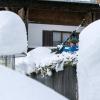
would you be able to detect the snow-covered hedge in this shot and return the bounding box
[15,47,78,77]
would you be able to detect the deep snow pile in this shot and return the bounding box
[15,47,78,76]
[0,65,69,100]
[77,19,100,100]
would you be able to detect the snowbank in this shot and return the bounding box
[77,19,100,100]
[0,65,69,100]
[15,47,78,76]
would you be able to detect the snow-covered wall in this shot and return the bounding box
[28,23,84,48]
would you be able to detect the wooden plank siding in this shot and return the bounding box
[31,65,77,100]
[0,1,100,26]
[28,8,86,25]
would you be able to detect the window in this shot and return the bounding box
[53,32,61,46]
[43,30,72,46]
[53,31,71,46]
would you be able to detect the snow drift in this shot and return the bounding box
[77,19,100,100]
[0,65,69,100]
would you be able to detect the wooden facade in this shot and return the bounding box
[28,1,100,25]
[0,1,100,25]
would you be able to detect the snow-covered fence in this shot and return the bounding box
[15,47,78,100]
[31,65,78,100]
[0,56,15,69]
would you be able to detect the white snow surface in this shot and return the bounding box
[0,65,69,100]
[0,11,27,56]
[15,47,77,75]
[77,19,100,100]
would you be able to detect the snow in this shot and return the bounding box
[0,11,27,56]
[0,65,69,100]
[15,47,78,76]
[77,19,100,100]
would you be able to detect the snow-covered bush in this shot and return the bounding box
[15,47,78,77]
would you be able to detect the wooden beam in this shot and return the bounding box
[18,8,25,20]
[4,7,9,10]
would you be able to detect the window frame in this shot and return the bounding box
[43,30,79,46]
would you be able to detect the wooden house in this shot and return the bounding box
[0,0,100,49]
[0,0,100,100]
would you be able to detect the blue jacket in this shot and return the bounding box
[62,45,78,53]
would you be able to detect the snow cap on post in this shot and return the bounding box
[0,11,27,57]
[78,19,100,100]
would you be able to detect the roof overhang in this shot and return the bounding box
[0,0,98,7]
[0,0,100,12]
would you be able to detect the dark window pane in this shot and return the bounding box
[53,32,61,46]
[43,31,53,46]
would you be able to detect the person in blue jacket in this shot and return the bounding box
[61,41,70,52]
[62,38,79,53]
[69,42,79,53]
